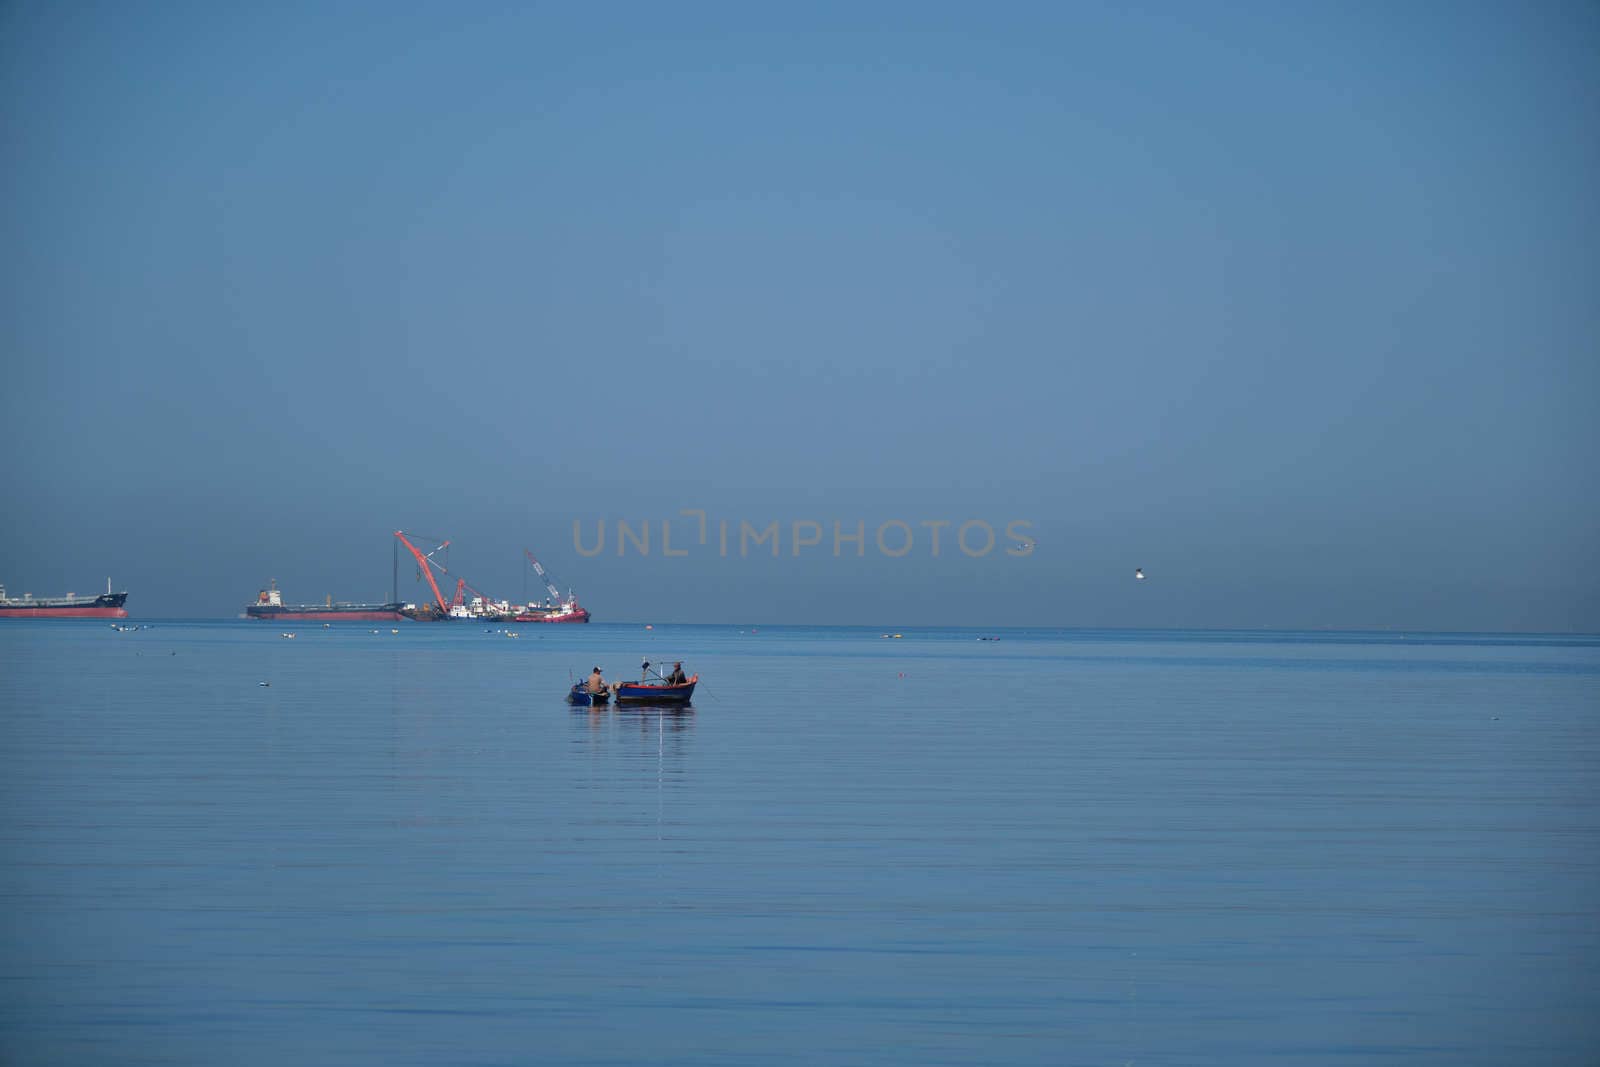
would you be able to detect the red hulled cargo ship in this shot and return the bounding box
[0,579,129,619]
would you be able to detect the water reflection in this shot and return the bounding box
[567,703,696,752]
[613,705,695,731]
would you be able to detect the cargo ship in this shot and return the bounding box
[246,579,405,622]
[0,579,129,619]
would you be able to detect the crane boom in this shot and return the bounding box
[395,531,450,613]
[525,549,564,602]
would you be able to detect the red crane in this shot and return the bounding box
[394,531,451,614]
[396,534,502,617]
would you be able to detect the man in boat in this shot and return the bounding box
[667,661,687,685]
[586,666,607,695]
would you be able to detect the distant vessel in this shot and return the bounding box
[512,549,589,623]
[0,578,129,619]
[514,599,590,624]
[246,579,405,622]
[392,533,591,622]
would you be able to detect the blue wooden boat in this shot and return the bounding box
[612,674,697,704]
[567,683,610,706]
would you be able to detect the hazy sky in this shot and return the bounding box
[2,2,1595,628]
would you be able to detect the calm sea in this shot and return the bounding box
[2,621,1597,1065]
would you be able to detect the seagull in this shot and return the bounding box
[258,681,270,687]
[1135,568,1146,580]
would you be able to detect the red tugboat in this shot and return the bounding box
[514,549,590,623]
[0,579,129,619]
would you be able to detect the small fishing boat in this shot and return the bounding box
[567,683,611,706]
[612,675,698,704]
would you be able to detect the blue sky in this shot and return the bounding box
[2,1,1595,627]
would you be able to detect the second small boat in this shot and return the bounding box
[612,675,698,704]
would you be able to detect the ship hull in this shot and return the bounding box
[514,608,590,624]
[247,604,406,622]
[0,604,129,619]
[613,676,697,703]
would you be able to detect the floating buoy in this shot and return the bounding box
[646,624,653,630]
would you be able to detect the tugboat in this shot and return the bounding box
[515,549,590,623]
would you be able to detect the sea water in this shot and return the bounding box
[1,622,1597,1065]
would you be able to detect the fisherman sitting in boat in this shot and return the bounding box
[586,666,608,695]
[667,662,687,685]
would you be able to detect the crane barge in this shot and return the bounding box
[391,534,590,623]
[394,531,455,620]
